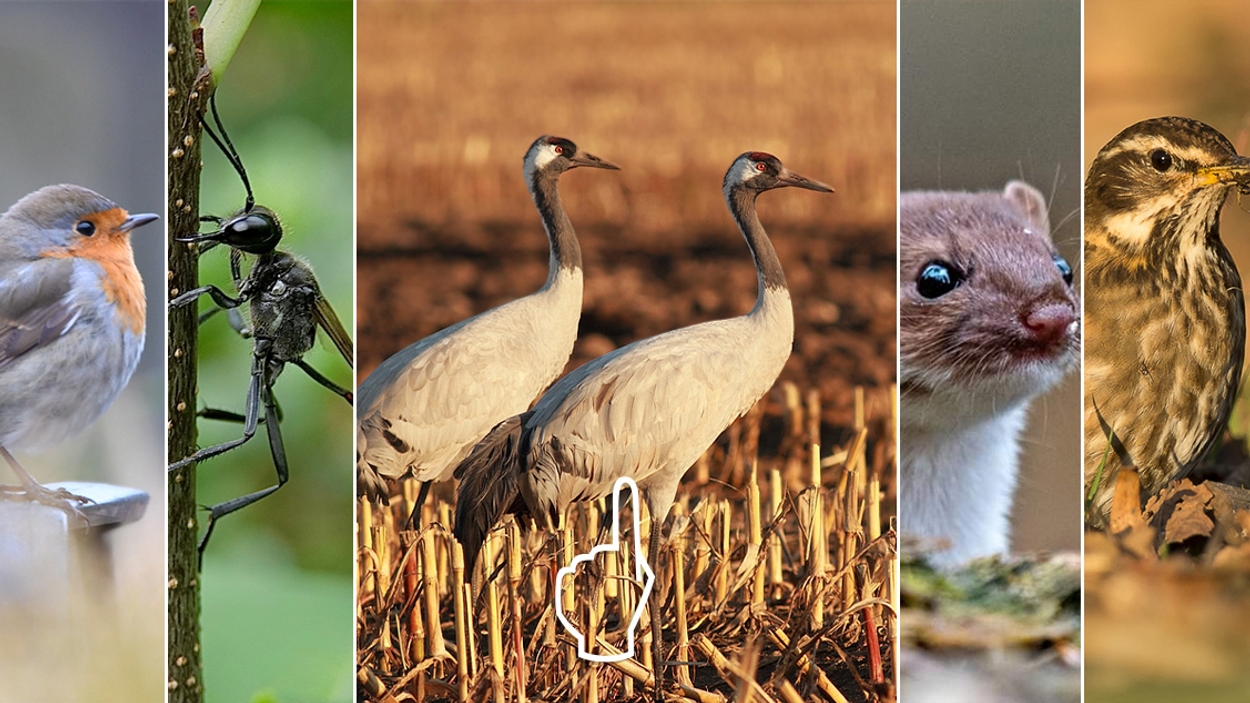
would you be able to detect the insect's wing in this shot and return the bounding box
[314,293,353,368]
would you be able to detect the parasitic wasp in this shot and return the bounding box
[169,93,353,561]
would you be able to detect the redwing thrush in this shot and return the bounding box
[1084,117,1250,525]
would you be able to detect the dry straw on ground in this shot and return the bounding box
[358,383,896,703]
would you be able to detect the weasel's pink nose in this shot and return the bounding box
[1022,302,1077,346]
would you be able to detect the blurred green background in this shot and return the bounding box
[189,2,353,702]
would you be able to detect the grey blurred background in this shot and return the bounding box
[0,2,164,701]
[900,0,1083,556]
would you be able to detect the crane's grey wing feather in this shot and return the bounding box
[452,411,532,571]
[358,298,571,484]
[526,321,760,513]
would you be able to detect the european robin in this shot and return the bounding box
[1084,117,1250,525]
[0,184,158,511]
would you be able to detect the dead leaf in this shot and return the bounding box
[1162,483,1215,544]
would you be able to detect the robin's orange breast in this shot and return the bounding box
[41,207,146,335]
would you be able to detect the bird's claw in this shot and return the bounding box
[0,482,93,527]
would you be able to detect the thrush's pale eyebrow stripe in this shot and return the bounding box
[1106,137,1222,165]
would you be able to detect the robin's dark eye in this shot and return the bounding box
[916,261,963,298]
[75,220,96,236]
[1053,253,1073,285]
[1150,149,1172,171]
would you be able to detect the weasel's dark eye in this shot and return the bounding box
[75,220,96,236]
[1053,253,1073,285]
[1150,149,1172,172]
[916,261,963,299]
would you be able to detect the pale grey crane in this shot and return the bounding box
[356,136,619,522]
[453,151,832,699]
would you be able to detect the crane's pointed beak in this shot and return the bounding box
[118,212,159,233]
[570,151,621,171]
[776,167,834,193]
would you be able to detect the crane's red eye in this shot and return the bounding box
[756,162,766,171]
[554,145,564,155]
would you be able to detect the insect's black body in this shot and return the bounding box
[247,251,321,364]
[169,95,352,561]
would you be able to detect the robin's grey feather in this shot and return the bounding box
[0,260,78,371]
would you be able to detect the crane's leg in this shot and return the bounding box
[404,480,432,529]
[650,512,664,703]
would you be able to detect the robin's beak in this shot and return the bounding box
[569,151,621,171]
[776,167,835,193]
[118,213,160,233]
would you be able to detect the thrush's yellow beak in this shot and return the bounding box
[1198,154,1250,189]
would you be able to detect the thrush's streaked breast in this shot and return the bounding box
[1084,116,1250,525]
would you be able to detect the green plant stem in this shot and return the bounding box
[201,0,261,87]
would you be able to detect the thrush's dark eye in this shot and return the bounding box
[1053,253,1073,285]
[1150,149,1172,172]
[75,220,96,236]
[916,261,962,298]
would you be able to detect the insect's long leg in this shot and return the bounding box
[196,396,283,425]
[167,342,264,473]
[197,363,289,561]
[200,92,255,212]
[292,359,353,405]
[171,284,243,310]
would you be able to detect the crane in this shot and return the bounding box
[357,136,619,524]
[454,151,832,699]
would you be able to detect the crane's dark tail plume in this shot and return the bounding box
[453,411,532,573]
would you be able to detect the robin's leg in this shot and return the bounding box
[292,358,352,405]
[0,446,91,523]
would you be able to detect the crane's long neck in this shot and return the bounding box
[726,185,789,315]
[530,170,583,290]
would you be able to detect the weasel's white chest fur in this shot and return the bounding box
[901,396,1030,566]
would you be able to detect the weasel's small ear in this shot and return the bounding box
[1002,180,1050,238]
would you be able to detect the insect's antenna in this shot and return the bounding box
[199,92,255,213]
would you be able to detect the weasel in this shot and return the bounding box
[899,181,1079,566]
